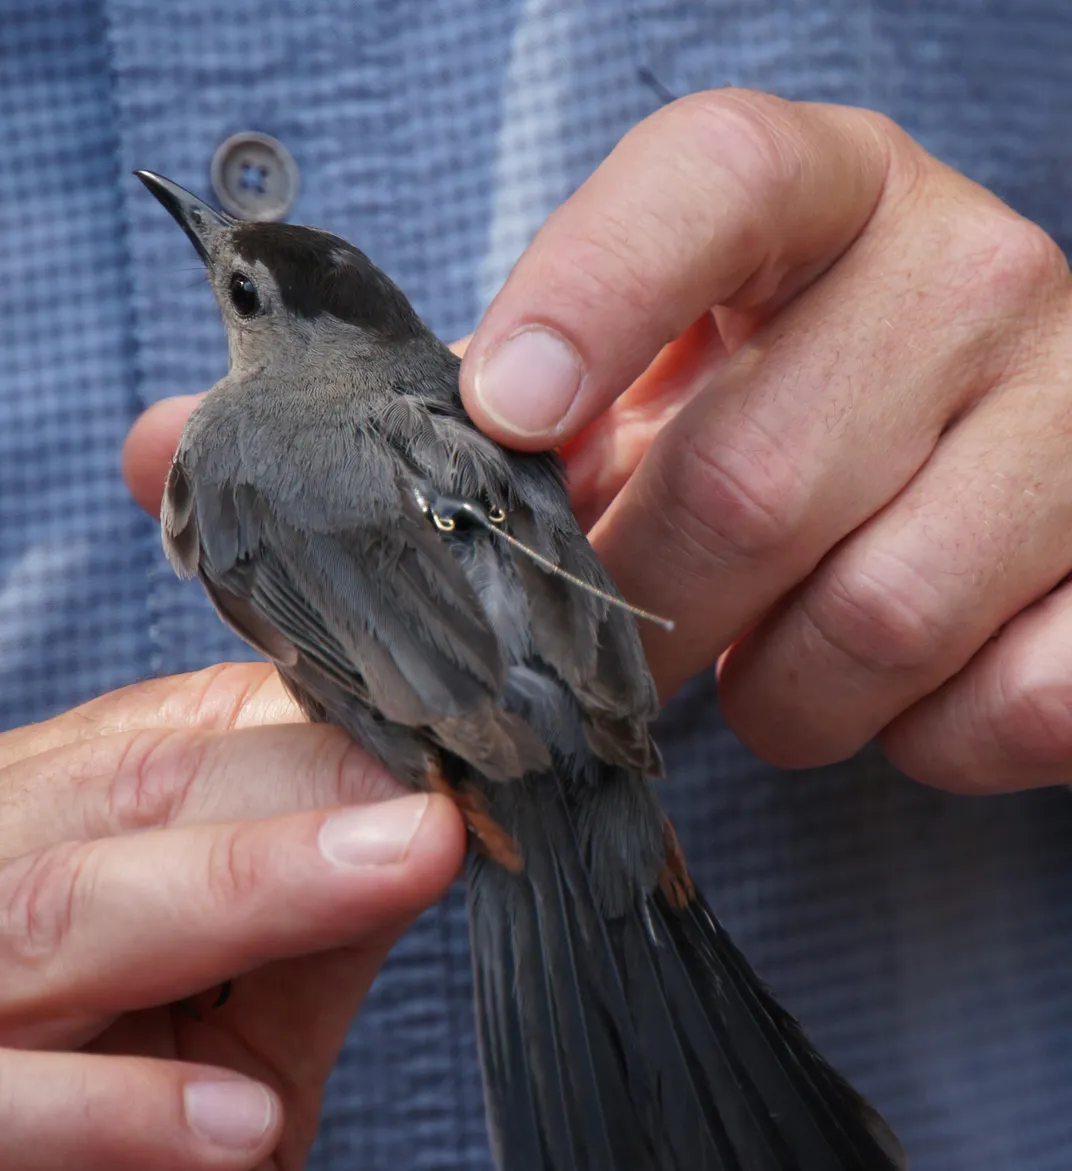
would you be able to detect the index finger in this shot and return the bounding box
[122,393,206,515]
[0,795,464,1029]
[459,89,891,448]
[0,664,300,771]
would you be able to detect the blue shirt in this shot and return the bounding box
[3,3,1072,1169]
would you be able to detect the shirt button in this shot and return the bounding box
[210,131,299,222]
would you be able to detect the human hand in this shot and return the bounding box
[0,666,466,1170]
[458,88,1072,795]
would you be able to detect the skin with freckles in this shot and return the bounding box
[0,664,466,1171]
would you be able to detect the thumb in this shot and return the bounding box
[459,90,889,450]
[122,394,205,514]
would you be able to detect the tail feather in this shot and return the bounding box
[669,895,905,1167]
[617,903,799,1170]
[473,777,662,1170]
[471,913,545,1171]
[611,914,753,1171]
[509,889,579,1171]
[647,893,889,1170]
[531,815,625,1170]
[468,773,905,1171]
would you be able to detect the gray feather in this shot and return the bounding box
[140,192,905,1171]
[160,460,200,577]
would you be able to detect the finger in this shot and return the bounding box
[0,1050,281,1171]
[587,161,1059,696]
[0,794,466,1040]
[460,89,890,448]
[88,949,396,1169]
[106,949,388,1158]
[122,393,205,514]
[719,297,1072,766]
[0,664,301,771]
[562,312,726,532]
[880,579,1072,793]
[0,719,402,857]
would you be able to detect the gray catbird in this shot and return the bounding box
[137,169,905,1171]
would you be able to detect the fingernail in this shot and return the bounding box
[474,326,583,437]
[318,794,429,867]
[184,1080,274,1150]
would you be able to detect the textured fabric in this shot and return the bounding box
[2,2,1072,1169]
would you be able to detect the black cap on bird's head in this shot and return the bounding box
[135,169,422,342]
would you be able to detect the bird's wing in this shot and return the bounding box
[163,447,551,782]
[374,404,664,776]
[490,454,663,776]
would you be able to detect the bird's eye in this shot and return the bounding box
[228,272,260,317]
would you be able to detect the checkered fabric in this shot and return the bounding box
[2,3,1072,1168]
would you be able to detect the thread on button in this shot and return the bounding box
[239,162,269,194]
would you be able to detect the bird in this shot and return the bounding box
[137,168,906,1171]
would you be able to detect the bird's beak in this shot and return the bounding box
[134,170,233,266]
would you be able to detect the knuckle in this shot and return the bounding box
[880,120,1070,311]
[662,90,796,257]
[655,92,896,312]
[103,728,207,833]
[651,416,805,567]
[665,88,798,188]
[807,552,950,674]
[862,108,920,177]
[203,825,266,918]
[962,210,1069,308]
[854,106,907,148]
[0,843,86,965]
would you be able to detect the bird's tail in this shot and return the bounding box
[467,771,905,1171]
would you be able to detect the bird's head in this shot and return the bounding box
[136,170,424,374]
